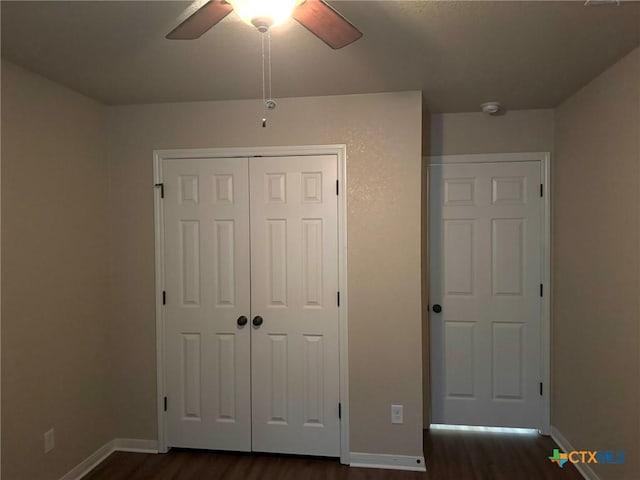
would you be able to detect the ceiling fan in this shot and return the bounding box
[167,0,363,49]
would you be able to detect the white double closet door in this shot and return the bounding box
[162,155,340,456]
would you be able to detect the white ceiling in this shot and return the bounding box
[2,1,639,112]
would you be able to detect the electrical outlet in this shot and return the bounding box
[44,428,55,453]
[391,404,403,424]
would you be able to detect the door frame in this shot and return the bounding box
[426,152,551,434]
[153,145,350,463]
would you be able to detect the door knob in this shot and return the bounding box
[252,316,264,327]
[432,304,442,313]
[237,316,248,326]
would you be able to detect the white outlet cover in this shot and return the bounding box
[391,405,404,424]
[44,428,55,453]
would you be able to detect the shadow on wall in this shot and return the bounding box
[421,105,431,429]
[429,110,555,156]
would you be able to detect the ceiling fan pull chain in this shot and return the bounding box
[268,29,273,103]
[262,29,277,126]
[261,31,267,128]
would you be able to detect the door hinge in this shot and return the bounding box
[338,402,341,419]
[540,284,543,297]
[539,382,543,396]
[540,184,543,197]
[336,179,339,196]
[162,291,166,305]
[337,291,340,307]
[155,183,164,199]
[164,396,168,411]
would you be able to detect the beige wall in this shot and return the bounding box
[106,91,424,456]
[421,107,431,428]
[1,61,112,479]
[430,109,554,155]
[554,47,640,480]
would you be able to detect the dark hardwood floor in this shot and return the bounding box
[84,430,584,480]
[423,430,583,480]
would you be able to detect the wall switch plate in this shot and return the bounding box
[391,404,403,424]
[44,428,55,453]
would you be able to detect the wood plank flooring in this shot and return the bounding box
[423,430,583,480]
[83,430,584,480]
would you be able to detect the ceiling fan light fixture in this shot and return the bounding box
[228,0,302,29]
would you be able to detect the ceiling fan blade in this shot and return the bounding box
[166,0,233,40]
[292,0,362,49]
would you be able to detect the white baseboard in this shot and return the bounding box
[59,440,115,480]
[349,452,426,472]
[63,441,428,477]
[550,426,600,480]
[59,438,158,480]
[113,438,158,454]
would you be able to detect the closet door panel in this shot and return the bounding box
[163,157,251,450]
[249,155,340,456]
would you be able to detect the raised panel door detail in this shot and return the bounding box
[302,219,323,307]
[268,334,288,425]
[217,334,236,422]
[214,220,235,306]
[182,333,202,419]
[164,157,251,451]
[301,172,322,203]
[444,220,475,296]
[179,175,199,204]
[249,155,340,457]
[445,322,475,398]
[492,176,526,205]
[213,175,234,204]
[492,219,524,296]
[267,220,288,306]
[492,323,524,400]
[430,160,543,429]
[267,174,286,203]
[303,335,324,427]
[180,221,201,306]
[444,178,476,206]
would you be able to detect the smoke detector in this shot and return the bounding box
[481,101,502,115]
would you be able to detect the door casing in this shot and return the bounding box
[153,145,350,462]
[426,152,551,434]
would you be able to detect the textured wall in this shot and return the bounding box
[430,109,554,155]
[1,61,112,480]
[554,47,639,480]
[106,91,424,456]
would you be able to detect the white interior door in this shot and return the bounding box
[430,160,543,428]
[249,155,340,456]
[164,157,252,450]
[162,154,340,456]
